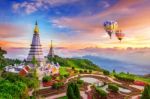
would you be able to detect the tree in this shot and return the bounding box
[74,83,80,99]
[67,85,76,99]
[141,85,150,99]
[67,82,80,99]
[0,47,7,68]
[103,70,110,75]
[113,69,116,74]
[31,56,40,97]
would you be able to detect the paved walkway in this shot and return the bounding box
[39,73,145,99]
[44,74,122,99]
[45,91,87,99]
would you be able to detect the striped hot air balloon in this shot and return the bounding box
[104,20,118,39]
[115,29,125,42]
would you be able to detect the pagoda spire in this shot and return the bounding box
[34,21,39,34]
[48,40,54,58]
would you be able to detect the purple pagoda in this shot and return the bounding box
[27,21,44,66]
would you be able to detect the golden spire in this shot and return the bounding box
[34,21,39,34]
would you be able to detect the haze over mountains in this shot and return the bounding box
[5,47,150,75]
[82,55,149,75]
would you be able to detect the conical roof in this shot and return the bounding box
[34,21,39,34]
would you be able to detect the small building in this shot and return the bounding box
[4,64,31,76]
[40,62,60,76]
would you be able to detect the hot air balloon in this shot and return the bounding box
[103,21,118,39]
[115,29,125,42]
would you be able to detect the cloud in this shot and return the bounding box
[12,0,80,14]
[50,0,150,48]
[0,23,28,38]
[0,41,28,48]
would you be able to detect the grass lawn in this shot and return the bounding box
[112,72,150,84]
[134,76,150,83]
[58,96,68,99]
[59,67,69,76]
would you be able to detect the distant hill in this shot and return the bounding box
[47,55,101,71]
[143,74,150,78]
[81,55,150,75]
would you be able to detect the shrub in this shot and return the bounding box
[59,75,64,80]
[108,84,119,92]
[95,87,107,98]
[141,85,150,99]
[89,70,92,73]
[52,82,64,89]
[77,79,84,85]
[79,70,83,74]
[103,70,110,75]
[72,67,75,70]
[114,74,134,82]
[64,74,69,78]
[42,76,52,82]
[74,70,78,74]
[84,70,87,73]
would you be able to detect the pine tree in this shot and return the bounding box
[141,85,150,99]
[67,84,76,99]
[67,82,81,99]
[74,83,80,99]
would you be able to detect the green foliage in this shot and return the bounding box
[59,67,69,76]
[113,69,116,74]
[0,80,28,99]
[0,93,13,99]
[0,47,22,69]
[103,70,110,75]
[1,72,39,89]
[77,79,84,85]
[52,82,64,89]
[72,67,75,70]
[114,73,134,82]
[84,70,87,73]
[31,56,38,66]
[141,85,150,99]
[67,82,81,99]
[58,96,68,99]
[79,70,83,73]
[108,84,119,92]
[42,76,52,82]
[48,55,101,71]
[95,86,107,98]
[89,70,92,73]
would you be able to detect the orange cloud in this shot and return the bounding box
[0,23,27,38]
[0,40,29,48]
[51,0,150,48]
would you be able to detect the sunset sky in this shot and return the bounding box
[0,0,150,68]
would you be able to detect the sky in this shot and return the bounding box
[0,0,150,73]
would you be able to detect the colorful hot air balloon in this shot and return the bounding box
[103,21,118,39]
[115,29,125,42]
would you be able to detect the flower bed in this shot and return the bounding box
[134,81,147,86]
[42,81,54,87]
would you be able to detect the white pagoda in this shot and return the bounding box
[27,21,44,66]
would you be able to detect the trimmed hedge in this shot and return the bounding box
[103,70,110,75]
[95,87,107,98]
[77,79,84,85]
[42,76,52,82]
[114,74,134,82]
[52,82,64,89]
[108,84,119,92]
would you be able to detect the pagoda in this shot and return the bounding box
[48,40,54,58]
[27,21,44,66]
